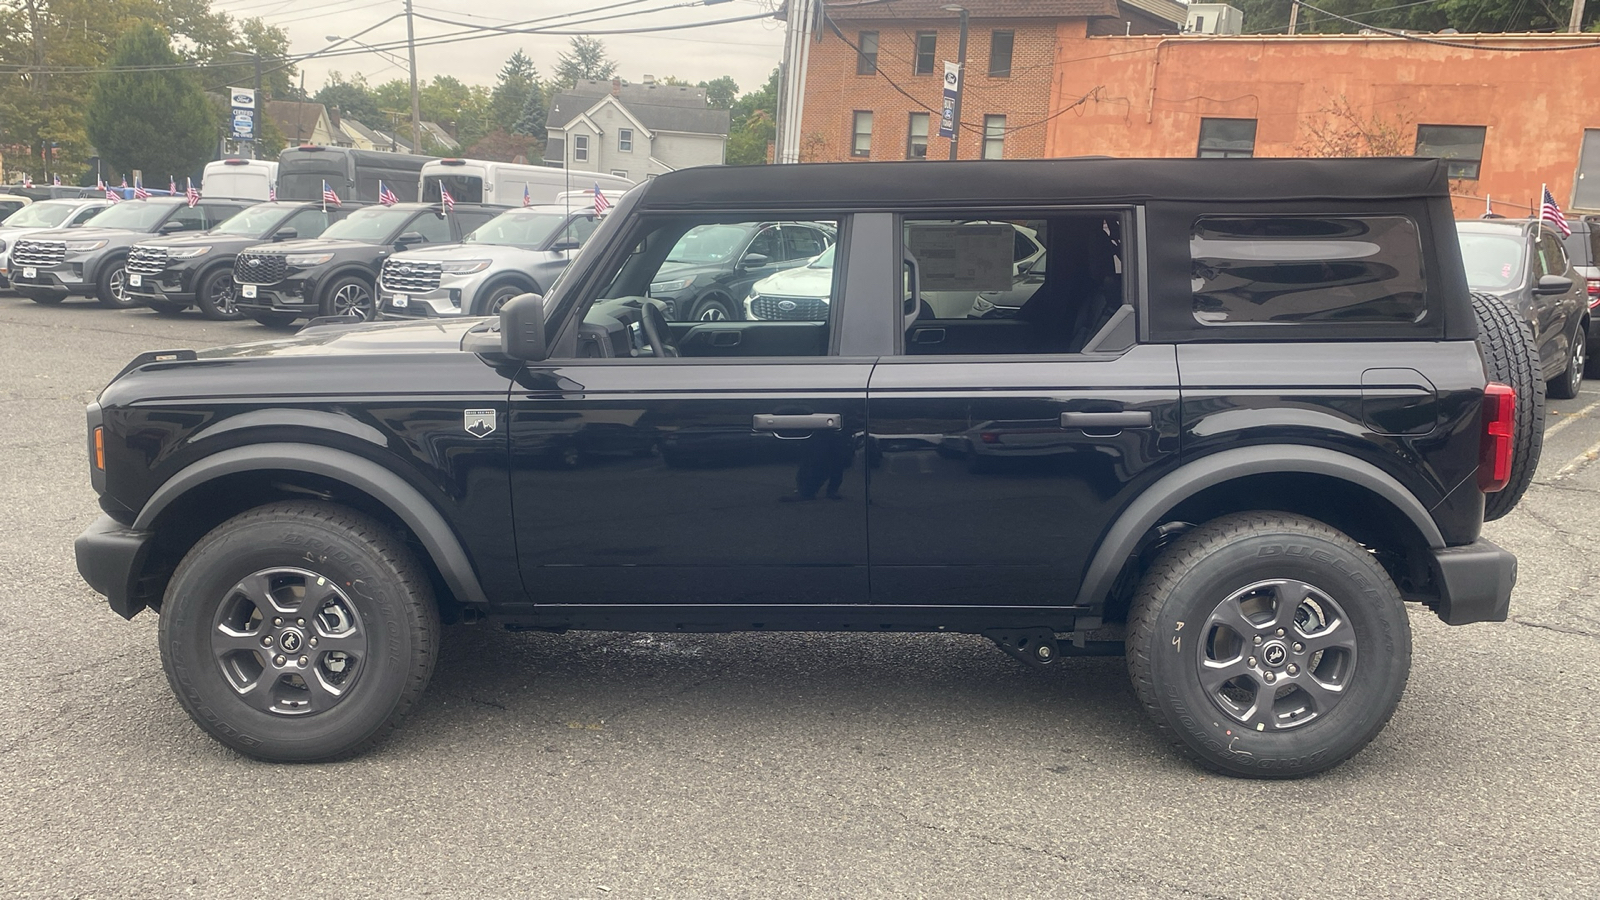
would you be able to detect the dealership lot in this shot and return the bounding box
[0,299,1596,899]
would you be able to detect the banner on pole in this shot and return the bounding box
[229,86,257,142]
[937,61,960,139]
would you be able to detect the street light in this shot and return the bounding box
[326,33,421,153]
[941,5,969,161]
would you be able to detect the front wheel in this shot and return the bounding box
[321,276,376,321]
[96,262,137,308]
[690,295,735,322]
[1126,512,1412,779]
[476,281,533,316]
[196,267,243,320]
[158,501,440,762]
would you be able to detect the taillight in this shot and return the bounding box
[94,426,104,470]
[1478,383,1515,493]
[1587,277,1599,308]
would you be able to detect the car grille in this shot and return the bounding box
[382,258,442,292]
[126,246,168,275]
[11,240,66,268]
[750,294,829,320]
[234,252,286,285]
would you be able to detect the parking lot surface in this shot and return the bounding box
[0,298,1596,899]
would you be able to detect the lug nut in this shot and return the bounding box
[273,617,283,627]
[1253,635,1263,645]
[1248,657,1258,667]
[1287,664,1299,675]
[298,656,309,667]
[297,618,306,626]
[261,636,273,647]
[1275,628,1286,637]
[1264,671,1277,683]
[309,637,319,648]
[1036,645,1052,660]
[274,655,286,666]
[1293,642,1304,652]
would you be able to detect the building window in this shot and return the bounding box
[1416,124,1487,179]
[852,111,874,158]
[857,31,879,75]
[988,31,1014,77]
[914,32,937,75]
[1197,118,1257,158]
[611,169,628,178]
[907,112,930,160]
[618,128,633,153]
[982,115,1006,160]
[573,135,590,162]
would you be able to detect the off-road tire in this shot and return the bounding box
[158,501,440,762]
[1472,291,1545,520]
[1127,512,1412,779]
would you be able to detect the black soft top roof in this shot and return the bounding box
[635,158,1451,212]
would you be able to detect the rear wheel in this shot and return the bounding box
[158,501,440,762]
[96,262,137,308]
[1548,325,1586,400]
[1127,512,1412,779]
[1472,291,1545,520]
[196,267,243,320]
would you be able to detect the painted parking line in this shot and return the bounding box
[1546,436,1600,482]
[1544,397,1600,439]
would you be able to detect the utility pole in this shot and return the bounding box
[405,0,423,153]
[250,53,263,159]
[944,6,969,161]
[1288,0,1301,35]
[775,0,816,164]
[1569,0,1587,32]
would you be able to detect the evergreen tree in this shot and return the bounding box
[513,83,548,140]
[554,36,616,88]
[86,23,213,181]
[488,50,540,134]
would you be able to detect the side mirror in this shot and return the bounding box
[272,227,298,242]
[550,240,581,253]
[395,231,425,248]
[500,292,549,362]
[159,220,187,234]
[1536,273,1575,295]
[739,252,770,269]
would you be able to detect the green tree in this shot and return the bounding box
[724,68,779,165]
[513,83,548,140]
[698,75,739,110]
[1231,0,1596,34]
[86,23,214,182]
[488,50,540,134]
[554,36,616,88]
[314,72,383,127]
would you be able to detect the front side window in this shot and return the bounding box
[574,135,590,162]
[907,112,929,160]
[1190,216,1427,325]
[1416,124,1486,179]
[857,31,879,75]
[982,116,1006,160]
[281,208,333,239]
[914,32,937,75]
[988,30,1014,77]
[1457,230,1525,291]
[852,111,874,158]
[171,206,209,231]
[618,128,633,153]
[407,211,453,244]
[1198,118,1257,158]
[1537,232,1569,277]
[2,201,74,228]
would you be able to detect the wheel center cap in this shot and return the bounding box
[1261,641,1288,668]
[279,629,304,653]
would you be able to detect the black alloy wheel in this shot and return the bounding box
[692,296,734,322]
[323,276,376,321]
[197,268,243,320]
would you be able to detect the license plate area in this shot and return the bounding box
[241,284,257,298]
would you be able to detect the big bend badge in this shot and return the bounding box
[463,408,497,438]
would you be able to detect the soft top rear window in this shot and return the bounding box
[1190,215,1426,326]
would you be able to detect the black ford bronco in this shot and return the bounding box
[75,159,1533,777]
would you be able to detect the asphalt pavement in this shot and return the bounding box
[0,297,1596,899]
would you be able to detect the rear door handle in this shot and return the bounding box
[754,413,843,432]
[1060,411,1152,430]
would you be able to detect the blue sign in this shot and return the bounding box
[231,109,255,142]
[937,61,960,139]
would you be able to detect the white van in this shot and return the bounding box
[201,158,278,201]
[420,158,633,208]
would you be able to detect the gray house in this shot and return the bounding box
[544,78,730,180]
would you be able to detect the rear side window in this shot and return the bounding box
[1190,216,1426,326]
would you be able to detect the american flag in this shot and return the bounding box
[52,174,60,186]
[104,181,119,203]
[322,180,342,207]
[593,183,611,216]
[378,180,399,207]
[1541,186,1571,238]
[22,174,31,188]
[120,176,129,196]
[169,176,177,194]
[133,179,150,200]
[269,186,276,201]
[440,185,455,212]
[185,178,200,208]
[523,184,532,208]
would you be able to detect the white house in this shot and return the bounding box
[543,78,730,180]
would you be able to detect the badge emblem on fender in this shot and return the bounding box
[464,408,496,438]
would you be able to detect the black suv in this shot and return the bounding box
[647,220,834,321]
[231,202,496,325]
[75,159,1527,778]
[9,196,256,307]
[125,202,352,320]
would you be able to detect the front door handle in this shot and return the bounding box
[754,413,843,432]
[1060,411,1152,430]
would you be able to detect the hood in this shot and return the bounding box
[140,231,263,250]
[199,317,485,360]
[249,237,384,256]
[751,263,833,300]
[387,243,543,264]
[13,226,136,242]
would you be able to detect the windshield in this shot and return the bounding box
[1459,231,1526,291]
[465,211,566,248]
[3,202,75,228]
[807,244,836,269]
[320,207,419,243]
[212,204,291,237]
[82,201,171,231]
[666,224,750,264]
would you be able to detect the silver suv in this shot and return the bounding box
[0,198,111,289]
[378,204,600,318]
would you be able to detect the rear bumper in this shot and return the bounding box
[74,514,155,620]
[1430,538,1516,625]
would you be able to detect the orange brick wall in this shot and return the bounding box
[1046,32,1600,216]
[799,19,1059,162]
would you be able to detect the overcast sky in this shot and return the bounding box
[213,0,789,102]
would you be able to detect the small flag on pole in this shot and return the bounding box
[133,178,150,200]
[440,185,455,212]
[170,176,177,195]
[321,180,342,207]
[378,180,398,207]
[593,183,611,216]
[104,181,119,203]
[269,186,276,201]
[523,184,532,208]
[52,174,60,187]
[22,174,32,188]
[185,178,200,208]
[1541,186,1571,237]
[120,176,129,197]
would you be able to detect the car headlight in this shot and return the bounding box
[284,253,333,267]
[165,246,211,259]
[440,259,491,275]
[64,240,107,251]
[649,277,693,294]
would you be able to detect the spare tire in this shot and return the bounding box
[1472,291,1544,521]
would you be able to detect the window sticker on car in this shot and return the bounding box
[906,224,1014,292]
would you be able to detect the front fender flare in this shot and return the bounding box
[133,442,490,606]
[1076,445,1446,610]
